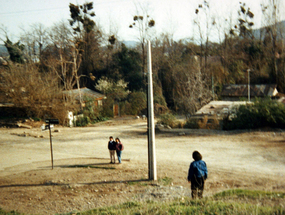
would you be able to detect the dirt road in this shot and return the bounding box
[0,118,285,214]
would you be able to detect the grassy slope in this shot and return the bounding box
[79,189,285,215]
[1,189,284,215]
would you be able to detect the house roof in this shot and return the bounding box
[221,84,278,97]
[195,101,250,116]
[63,87,106,100]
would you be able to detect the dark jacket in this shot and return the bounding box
[108,141,116,150]
[115,141,124,151]
[187,160,208,181]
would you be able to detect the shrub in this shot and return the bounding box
[184,115,220,129]
[176,121,184,128]
[184,118,200,129]
[127,91,147,115]
[83,97,105,122]
[154,94,167,107]
[32,117,41,121]
[204,115,220,129]
[71,96,108,127]
[223,98,285,130]
[101,97,114,118]
[154,103,168,116]
[0,63,66,121]
[157,113,176,128]
[74,115,90,127]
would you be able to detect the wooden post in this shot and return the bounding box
[46,119,59,170]
[247,69,250,102]
[48,123,54,170]
[147,40,157,181]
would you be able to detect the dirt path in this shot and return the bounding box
[0,118,285,214]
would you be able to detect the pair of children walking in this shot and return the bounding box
[108,136,124,164]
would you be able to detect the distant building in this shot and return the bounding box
[221,84,278,101]
[191,101,251,129]
[195,101,249,118]
[63,87,106,107]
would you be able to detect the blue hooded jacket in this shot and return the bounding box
[187,160,208,181]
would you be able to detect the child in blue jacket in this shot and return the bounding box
[187,150,208,199]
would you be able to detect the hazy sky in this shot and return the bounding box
[1,0,284,42]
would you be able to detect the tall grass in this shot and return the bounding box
[1,189,284,215]
[75,189,285,215]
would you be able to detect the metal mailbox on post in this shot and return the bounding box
[45,119,59,169]
[45,119,59,125]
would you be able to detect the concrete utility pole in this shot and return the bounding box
[147,40,157,180]
[247,69,251,101]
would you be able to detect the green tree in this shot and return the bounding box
[69,2,102,89]
[127,91,147,115]
[223,98,285,130]
[111,44,143,91]
[95,77,130,117]
[95,77,129,101]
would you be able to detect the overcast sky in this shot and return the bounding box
[1,0,285,43]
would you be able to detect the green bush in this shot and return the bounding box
[157,113,176,128]
[74,96,108,126]
[154,94,167,107]
[223,98,285,130]
[127,91,147,115]
[101,97,114,118]
[74,116,90,127]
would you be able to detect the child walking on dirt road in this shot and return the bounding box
[187,150,208,199]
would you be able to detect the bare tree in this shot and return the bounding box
[194,0,216,98]
[151,35,212,116]
[100,16,120,76]
[0,63,67,121]
[213,11,235,87]
[20,23,48,64]
[173,55,212,117]
[44,21,85,110]
[129,1,155,84]
[45,21,73,91]
[261,0,283,89]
